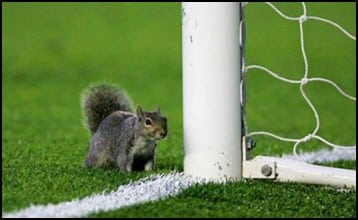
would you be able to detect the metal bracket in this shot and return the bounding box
[240,2,248,141]
[243,159,277,179]
[242,136,276,179]
[239,2,273,180]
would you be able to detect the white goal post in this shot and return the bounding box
[182,2,242,181]
[182,2,356,188]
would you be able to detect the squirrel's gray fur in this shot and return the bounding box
[81,83,167,172]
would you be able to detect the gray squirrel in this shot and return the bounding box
[81,83,167,172]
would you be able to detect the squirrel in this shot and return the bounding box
[81,82,168,172]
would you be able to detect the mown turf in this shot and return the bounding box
[2,2,356,218]
[90,180,356,218]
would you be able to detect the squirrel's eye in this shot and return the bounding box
[145,118,152,126]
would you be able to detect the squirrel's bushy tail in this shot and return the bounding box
[81,82,134,134]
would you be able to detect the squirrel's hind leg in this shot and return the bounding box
[85,149,113,168]
[115,153,132,172]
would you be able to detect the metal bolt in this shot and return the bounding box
[261,164,272,176]
[246,138,256,150]
[250,139,256,148]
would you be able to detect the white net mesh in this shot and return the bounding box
[244,2,356,162]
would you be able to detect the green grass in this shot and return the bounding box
[91,180,356,218]
[2,2,356,218]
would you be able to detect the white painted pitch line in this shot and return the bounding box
[3,148,356,218]
[2,172,204,218]
[278,148,356,164]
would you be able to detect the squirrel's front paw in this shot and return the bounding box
[144,161,154,171]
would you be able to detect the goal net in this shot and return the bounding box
[243,2,355,163]
[241,2,355,187]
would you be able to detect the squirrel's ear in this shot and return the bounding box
[136,105,144,118]
[155,105,160,114]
